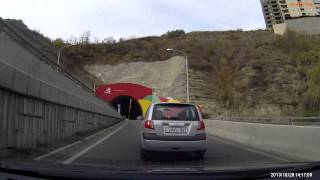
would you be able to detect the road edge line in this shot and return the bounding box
[34,141,81,160]
[62,120,129,164]
[34,120,126,161]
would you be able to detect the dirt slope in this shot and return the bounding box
[64,30,309,117]
[85,56,187,100]
[4,18,319,117]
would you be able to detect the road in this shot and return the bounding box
[36,120,287,169]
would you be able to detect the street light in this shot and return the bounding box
[57,44,75,65]
[152,88,156,103]
[166,48,190,103]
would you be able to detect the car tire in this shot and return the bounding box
[141,149,152,160]
[193,150,205,160]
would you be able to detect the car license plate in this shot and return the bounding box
[164,127,188,135]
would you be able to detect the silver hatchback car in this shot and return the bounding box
[139,103,207,159]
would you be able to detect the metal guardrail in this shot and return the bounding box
[208,116,320,126]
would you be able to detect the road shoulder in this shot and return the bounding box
[34,120,128,162]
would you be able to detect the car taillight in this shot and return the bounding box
[198,121,205,130]
[145,120,154,129]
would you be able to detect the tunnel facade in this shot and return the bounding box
[96,83,153,119]
[111,95,143,120]
[96,83,180,119]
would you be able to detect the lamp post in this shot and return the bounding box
[166,48,190,103]
[152,88,156,103]
[57,44,75,65]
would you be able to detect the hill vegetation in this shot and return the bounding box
[3,17,319,117]
[276,31,320,115]
[58,29,320,117]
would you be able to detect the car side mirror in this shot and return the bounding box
[137,116,144,120]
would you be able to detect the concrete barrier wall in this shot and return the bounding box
[205,120,320,161]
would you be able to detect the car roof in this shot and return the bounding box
[152,102,196,106]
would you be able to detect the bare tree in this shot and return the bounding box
[79,31,91,44]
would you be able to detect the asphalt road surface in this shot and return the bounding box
[50,120,288,169]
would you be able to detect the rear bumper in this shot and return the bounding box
[141,138,207,152]
[143,133,206,141]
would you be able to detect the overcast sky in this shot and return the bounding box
[0,0,266,40]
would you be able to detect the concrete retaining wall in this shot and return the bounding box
[205,120,320,161]
[0,87,121,149]
[0,31,123,149]
[0,33,120,117]
[274,17,320,35]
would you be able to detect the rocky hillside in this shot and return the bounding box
[63,30,320,117]
[0,17,95,89]
[84,56,187,100]
[3,17,319,117]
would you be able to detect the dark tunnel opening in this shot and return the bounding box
[111,96,143,120]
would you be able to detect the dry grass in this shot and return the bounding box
[64,30,320,116]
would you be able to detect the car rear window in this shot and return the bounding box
[152,104,200,121]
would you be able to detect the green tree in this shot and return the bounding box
[164,30,185,38]
[213,56,238,109]
[52,38,65,49]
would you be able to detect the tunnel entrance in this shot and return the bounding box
[111,96,143,120]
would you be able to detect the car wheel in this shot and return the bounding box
[193,150,205,160]
[141,149,152,160]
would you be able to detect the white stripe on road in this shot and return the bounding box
[62,120,128,164]
[207,135,291,162]
[34,141,82,160]
[34,121,126,161]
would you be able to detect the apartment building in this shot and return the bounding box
[261,0,319,29]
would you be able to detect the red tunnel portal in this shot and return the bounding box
[95,83,153,119]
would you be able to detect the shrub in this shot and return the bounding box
[305,64,320,107]
[296,49,320,71]
[163,29,186,38]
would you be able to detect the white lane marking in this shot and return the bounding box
[34,121,126,161]
[62,120,129,164]
[34,141,81,160]
[207,134,291,162]
[83,124,118,141]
